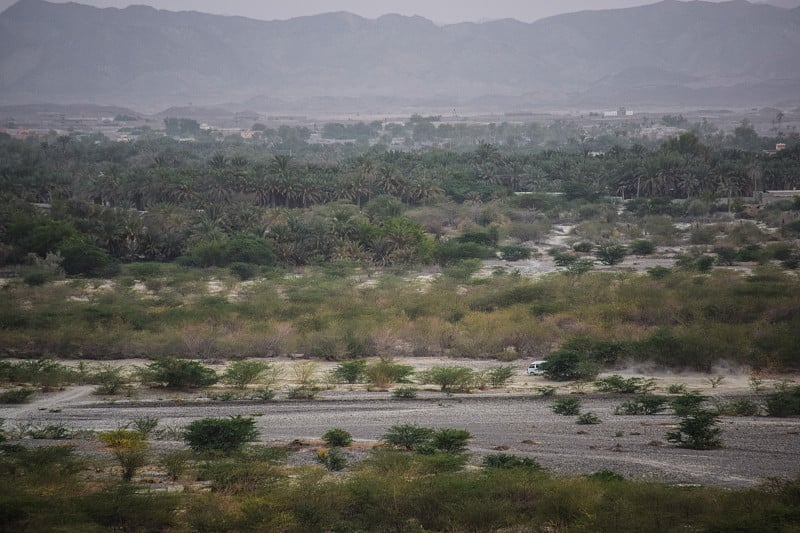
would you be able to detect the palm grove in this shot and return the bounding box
[1,121,800,369]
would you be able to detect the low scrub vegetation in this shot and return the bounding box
[183,416,258,453]
[0,440,797,532]
[666,409,723,450]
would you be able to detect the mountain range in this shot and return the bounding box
[1,0,799,112]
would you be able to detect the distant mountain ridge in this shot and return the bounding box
[1,0,799,111]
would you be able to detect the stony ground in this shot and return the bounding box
[2,359,798,488]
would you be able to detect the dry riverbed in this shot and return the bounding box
[1,358,798,488]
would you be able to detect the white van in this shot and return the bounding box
[526,360,547,376]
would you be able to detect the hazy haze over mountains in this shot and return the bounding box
[1,0,799,112]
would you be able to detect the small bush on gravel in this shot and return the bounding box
[418,366,475,393]
[183,416,257,454]
[615,395,669,415]
[99,428,149,481]
[392,386,418,399]
[483,453,542,470]
[487,366,515,387]
[542,350,600,382]
[666,409,722,450]
[595,375,656,394]
[316,447,347,471]
[430,428,472,454]
[764,388,800,417]
[365,357,414,388]
[223,360,271,389]
[0,388,36,404]
[666,383,688,394]
[92,365,126,395]
[499,246,531,261]
[332,360,367,384]
[551,397,581,416]
[131,417,159,438]
[286,385,319,399]
[596,244,627,265]
[138,358,217,389]
[576,412,601,425]
[382,424,434,451]
[671,391,707,416]
[715,399,760,417]
[630,240,655,255]
[322,428,353,447]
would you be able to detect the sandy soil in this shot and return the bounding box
[2,358,798,488]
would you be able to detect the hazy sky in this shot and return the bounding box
[0,0,755,24]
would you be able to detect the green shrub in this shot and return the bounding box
[764,388,800,417]
[671,391,707,416]
[536,386,557,397]
[392,386,418,399]
[114,447,148,481]
[23,270,51,286]
[139,357,218,389]
[541,350,600,382]
[441,259,483,281]
[595,375,656,394]
[130,417,159,438]
[647,265,672,278]
[365,357,414,388]
[315,447,347,471]
[572,242,593,253]
[615,396,669,415]
[630,240,655,255]
[588,469,626,482]
[24,423,72,439]
[551,397,581,416]
[576,412,601,425]
[458,228,499,247]
[223,360,270,389]
[1,359,77,389]
[158,450,193,481]
[695,255,715,272]
[418,366,475,393]
[59,239,118,277]
[0,388,36,404]
[667,383,688,394]
[482,453,542,470]
[713,246,737,266]
[190,240,229,267]
[666,410,722,450]
[82,483,179,531]
[553,252,580,267]
[382,424,435,451]
[92,365,125,395]
[227,235,275,265]
[499,246,531,261]
[322,428,353,447]
[716,399,760,417]
[286,385,319,399]
[183,416,258,453]
[736,244,765,263]
[596,244,627,265]
[434,241,495,266]
[430,428,471,454]
[487,366,515,387]
[332,360,367,384]
[229,262,259,280]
